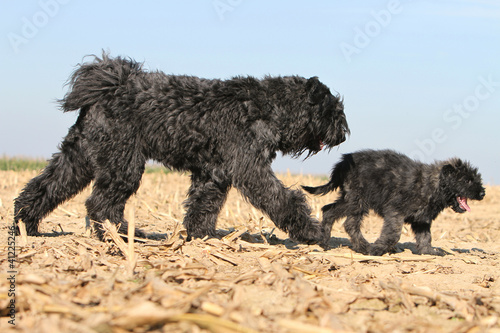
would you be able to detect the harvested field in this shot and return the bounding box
[1,170,499,332]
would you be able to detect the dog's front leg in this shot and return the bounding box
[183,172,231,241]
[411,222,444,256]
[233,163,321,244]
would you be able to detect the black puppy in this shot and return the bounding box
[303,149,485,255]
[14,52,349,244]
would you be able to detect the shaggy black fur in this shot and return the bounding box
[14,53,349,244]
[302,149,485,255]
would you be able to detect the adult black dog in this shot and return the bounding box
[303,149,485,255]
[14,53,349,244]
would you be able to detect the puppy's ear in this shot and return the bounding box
[442,158,467,177]
[306,76,329,104]
[441,164,455,176]
[439,164,457,192]
[441,163,456,178]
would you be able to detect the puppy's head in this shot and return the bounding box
[439,158,485,213]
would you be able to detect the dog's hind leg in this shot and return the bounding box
[183,172,231,241]
[14,124,93,235]
[344,212,370,255]
[320,198,349,248]
[85,141,146,240]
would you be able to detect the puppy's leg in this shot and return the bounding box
[411,222,443,255]
[321,199,348,248]
[14,124,93,235]
[183,172,230,241]
[344,213,370,254]
[370,212,403,256]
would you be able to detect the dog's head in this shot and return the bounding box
[439,158,485,213]
[275,76,349,158]
[303,77,350,156]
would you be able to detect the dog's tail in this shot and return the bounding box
[60,52,143,112]
[302,153,354,195]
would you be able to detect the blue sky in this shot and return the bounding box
[1,0,499,184]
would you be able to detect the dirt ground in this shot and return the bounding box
[1,170,499,333]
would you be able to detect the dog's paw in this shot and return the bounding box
[117,221,148,239]
[186,229,216,242]
[15,221,40,236]
[290,222,323,245]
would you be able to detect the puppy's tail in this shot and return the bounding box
[59,51,143,112]
[302,153,354,196]
[301,183,334,196]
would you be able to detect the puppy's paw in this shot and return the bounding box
[352,242,371,255]
[320,238,331,250]
[368,243,390,256]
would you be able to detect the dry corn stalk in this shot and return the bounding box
[102,219,137,275]
[17,219,28,246]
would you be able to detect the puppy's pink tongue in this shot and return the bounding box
[458,196,471,212]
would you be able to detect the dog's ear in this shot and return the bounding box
[306,76,329,104]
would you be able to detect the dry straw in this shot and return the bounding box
[2,171,499,332]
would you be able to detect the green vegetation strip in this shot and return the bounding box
[0,156,48,171]
[0,156,169,173]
